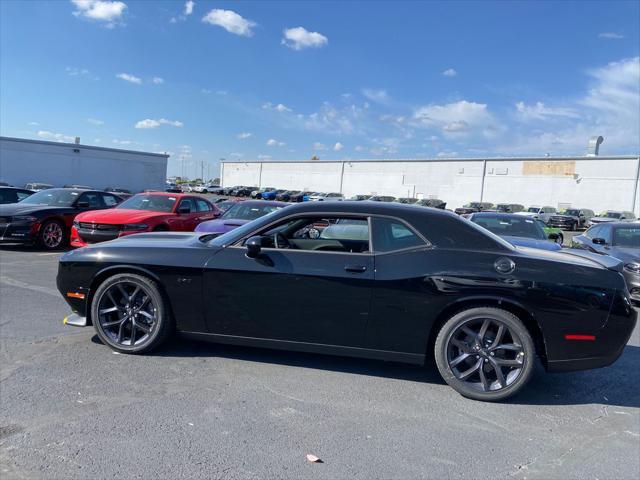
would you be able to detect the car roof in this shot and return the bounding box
[276,200,456,218]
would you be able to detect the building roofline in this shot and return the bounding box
[0,136,169,159]
[222,154,640,164]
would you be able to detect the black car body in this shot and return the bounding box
[231,186,254,197]
[368,195,396,202]
[0,188,122,249]
[104,187,133,199]
[571,222,640,304]
[57,202,635,401]
[350,195,371,201]
[276,190,302,202]
[0,187,34,204]
[496,204,524,214]
[548,208,594,230]
[455,202,494,215]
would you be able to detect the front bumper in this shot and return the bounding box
[0,222,39,244]
[623,270,640,305]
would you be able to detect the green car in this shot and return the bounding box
[538,220,564,245]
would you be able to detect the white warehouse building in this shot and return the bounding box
[221,153,640,215]
[0,136,168,192]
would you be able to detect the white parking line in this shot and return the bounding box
[37,252,61,256]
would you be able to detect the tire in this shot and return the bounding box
[434,307,535,401]
[38,219,67,250]
[571,222,577,231]
[91,273,173,354]
[557,233,564,245]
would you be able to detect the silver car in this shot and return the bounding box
[516,205,557,223]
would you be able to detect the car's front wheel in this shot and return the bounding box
[38,219,66,250]
[91,273,173,354]
[434,307,535,401]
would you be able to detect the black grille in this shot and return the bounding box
[78,222,119,231]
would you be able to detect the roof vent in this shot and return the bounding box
[587,136,603,156]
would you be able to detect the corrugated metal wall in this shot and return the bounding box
[222,156,640,214]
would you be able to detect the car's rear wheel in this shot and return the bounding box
[557,233,564,245]
[38,219,66,250]
[434,307,535,401]
[91,273,173,353]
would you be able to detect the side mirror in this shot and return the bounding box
[76,201,90,208]
[177,206,191,214]
[548,232,560,241]
[592,237,606,245]
[245,236,262,259]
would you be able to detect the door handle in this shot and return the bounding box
[344,265,367,273]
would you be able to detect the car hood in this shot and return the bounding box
[606,247,640,264]
[75,209,171,224]
[195,218,249,233]
[0,203,71,216]
[503,235,561,251]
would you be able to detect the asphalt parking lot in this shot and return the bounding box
[1,245,639,480]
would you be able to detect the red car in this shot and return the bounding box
[70,192,222,247]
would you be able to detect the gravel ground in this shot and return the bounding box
[0,245,638,480]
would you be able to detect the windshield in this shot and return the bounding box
[117,194,177,212]
[209,208,282,246]
[527,207,539,213]
[613,227,640,247]
[604,212,622,219]
[563,209,580,216]
[464,203,482,208]
[20,189,80,206]
[222,203,282,220]
[471,215,546,240]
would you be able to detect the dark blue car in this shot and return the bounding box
[468,212,562,251]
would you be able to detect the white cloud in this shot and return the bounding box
[28,121,39,126]
[87,118,104,126]
[257,154,272,160]
[362,88,389,104]
[184,0,195,16]
[112,139,133,145]
[262,102,292,112]
[515,101,579,120]
[313,142,326,151]
[216,90,228,95]
[152,77,164,84]
[236,132,252,139]
[333,142,344,151]
[201,88,212,94]
[37,130,75,143]
[281,27,328,50]
[135,118,184,129]
[599,32,624,40]
[266,138,285,147]
[414,100,499,137]
[202,9,256,37]
[66,66,90,77]
[116,73,141,84]
[354,145,365,152]
[442,68,457,77]
[437,151,458,157]
[71,0,126,26]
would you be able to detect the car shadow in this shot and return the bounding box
[91,335,640,407]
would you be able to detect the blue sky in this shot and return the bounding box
[1,0,639,180]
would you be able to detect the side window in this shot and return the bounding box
[196,199,211,212]
[250,216,370,253]
[78,192,103,207]
[0,190,17,203]
[601,226,613,244]
[102,194,119,206]
[178,198,195,213]
[372,217,427,253]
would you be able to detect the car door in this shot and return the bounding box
[203,214,374,348]
[195,199,218,224]
[175,197,201,231]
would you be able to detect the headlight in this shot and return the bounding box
[121,223,149,231]
[624,263,640,274]
[12,215,37,223]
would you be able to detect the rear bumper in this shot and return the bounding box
[546,292,637,372]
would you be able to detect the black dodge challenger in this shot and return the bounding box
[57,202,636,401]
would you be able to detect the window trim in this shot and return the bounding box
[370,215,432,256]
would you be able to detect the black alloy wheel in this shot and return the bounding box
[92,273,172,353]
[38,219,66,250]
[435,307,535,401]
